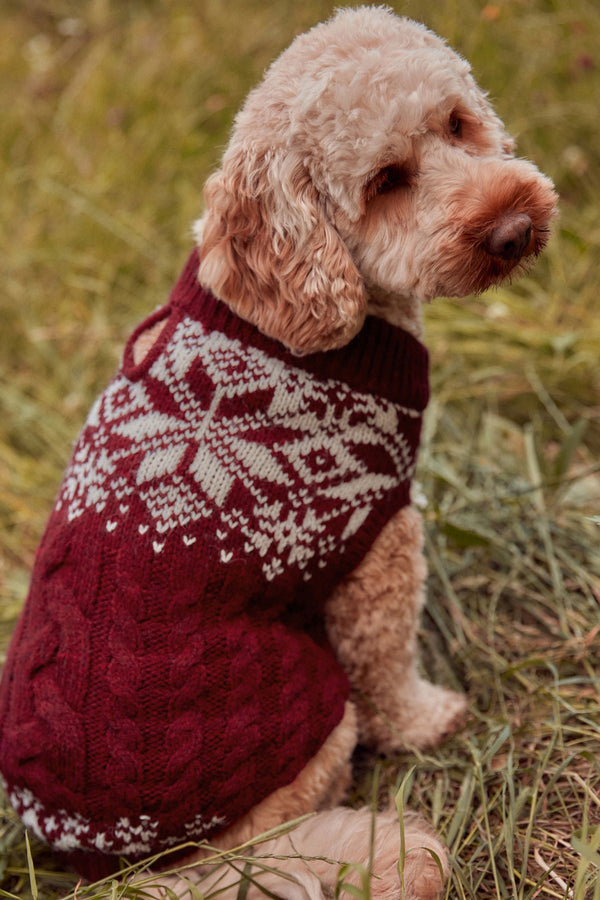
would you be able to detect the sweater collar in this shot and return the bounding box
[170,249,429,413]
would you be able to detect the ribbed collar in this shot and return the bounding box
[170,249,429,412]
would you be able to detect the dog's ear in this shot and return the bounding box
[195,147,367,355]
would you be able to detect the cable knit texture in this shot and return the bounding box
[0,250,429,878]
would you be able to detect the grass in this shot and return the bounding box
[1,0,599,897]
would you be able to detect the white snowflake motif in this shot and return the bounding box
[58,317,419,581]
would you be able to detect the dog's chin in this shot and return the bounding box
[431,225,552,299]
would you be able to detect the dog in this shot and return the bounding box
[0,6,556,899]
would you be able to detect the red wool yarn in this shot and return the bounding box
[0,250,429,878]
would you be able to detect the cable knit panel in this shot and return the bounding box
[0,250,429,876]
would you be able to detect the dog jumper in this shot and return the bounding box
[0,250,429,879]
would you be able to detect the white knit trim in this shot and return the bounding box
[6,782,225,855]
[56,317,418,580]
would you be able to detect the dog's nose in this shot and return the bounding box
[484,212,533,260]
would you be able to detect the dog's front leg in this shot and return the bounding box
[325,506,466,752]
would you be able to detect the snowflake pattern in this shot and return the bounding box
[56,317,420,582]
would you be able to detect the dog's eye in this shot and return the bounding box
[449,114,463,138]
[365,164,411,201]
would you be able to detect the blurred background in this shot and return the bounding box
[0,1,598,898]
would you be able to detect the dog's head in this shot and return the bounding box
[195,6,557,354]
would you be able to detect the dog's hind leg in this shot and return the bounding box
[145,805,448,900]
[325,506,467,752]
[222,806,448,900]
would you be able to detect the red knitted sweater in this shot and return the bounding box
[0,250,429,878]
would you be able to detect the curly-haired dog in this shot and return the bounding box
[0,6,556,899]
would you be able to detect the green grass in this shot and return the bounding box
[1,0,599,898]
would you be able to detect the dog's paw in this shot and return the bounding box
[397,682,468,750]
[401,846,448,900]
[367,810,449,900]
[360,680,467,753]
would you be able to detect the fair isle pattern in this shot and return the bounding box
[56,316,420,583]
[5,781,225,855]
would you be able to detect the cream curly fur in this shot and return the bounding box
[139,6,557,898]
